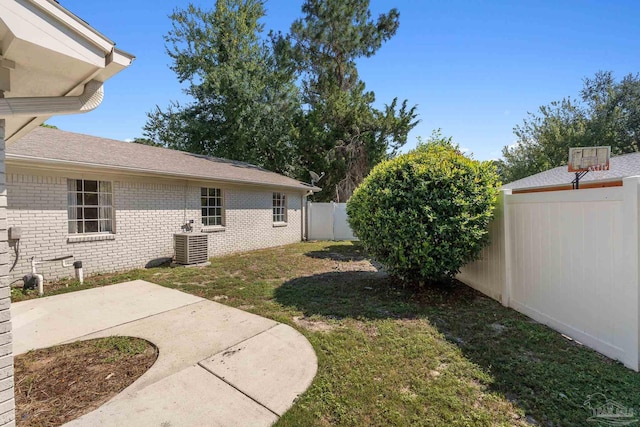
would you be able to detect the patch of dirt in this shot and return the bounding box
[306,251,366,262]
[330,259,387,275]
[15,337,157,427]
[293,316,336,332]
[399,385,418,399]
[353,321,379,338]
[428,362,448,378]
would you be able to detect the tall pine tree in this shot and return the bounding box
[143,0,418,198]
[287,0,418,201]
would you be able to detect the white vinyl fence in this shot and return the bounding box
[458,177,640,370]
[307,202,357,241]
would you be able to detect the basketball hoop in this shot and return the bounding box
[568,146,611,189]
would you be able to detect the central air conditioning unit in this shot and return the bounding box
[174,233,209,265]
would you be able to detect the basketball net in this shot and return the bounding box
[587,162,607,182]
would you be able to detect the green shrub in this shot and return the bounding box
[347,136,500,284]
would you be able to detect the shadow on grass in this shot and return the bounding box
[274,269,473,320]
[274,266,640,426]
[303,243,368,262]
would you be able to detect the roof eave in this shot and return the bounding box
[35,0,116,51]
[6,154,317,192]
[0,0,134,143]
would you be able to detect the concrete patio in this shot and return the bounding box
[11,280,318,426]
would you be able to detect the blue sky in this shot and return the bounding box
[50,0,640,160]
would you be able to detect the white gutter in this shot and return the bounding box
[0,80,103,117]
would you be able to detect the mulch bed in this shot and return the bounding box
[14,336,157,426]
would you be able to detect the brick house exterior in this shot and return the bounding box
[6,128,315,282]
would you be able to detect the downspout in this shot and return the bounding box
[301,193,305,241]
[303,190,313,241]
[183,180,189,227]
[0,80,103,117]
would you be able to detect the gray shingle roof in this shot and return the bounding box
[502,151,640,190]
[7,127,317,192]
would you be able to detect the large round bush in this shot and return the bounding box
[347,139,500,284]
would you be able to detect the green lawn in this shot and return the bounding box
[13,241,640,426]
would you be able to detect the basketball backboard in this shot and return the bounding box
[568,146,611,172]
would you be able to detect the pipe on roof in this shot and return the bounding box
[0,80,103,117]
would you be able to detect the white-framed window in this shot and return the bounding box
[201,188,224,226]
[67,179,113,234]
[272,192,287,223]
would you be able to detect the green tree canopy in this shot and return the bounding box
[143,0,301,174]
[143,0,418,198]
[500,71,640,183]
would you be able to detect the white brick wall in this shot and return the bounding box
[6,170,306,282]
[0,124,14,426]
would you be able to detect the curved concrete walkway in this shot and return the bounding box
[12,280,317,426]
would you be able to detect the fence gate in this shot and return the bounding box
[307,202,357,241]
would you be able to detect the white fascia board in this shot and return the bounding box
[0,1,113,67]
[27,0,115,52]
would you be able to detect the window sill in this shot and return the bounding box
[273,222,288,228]
[67,234,116,243]
[201,226,226,233]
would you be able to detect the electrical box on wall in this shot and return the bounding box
[8,227,21,240]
